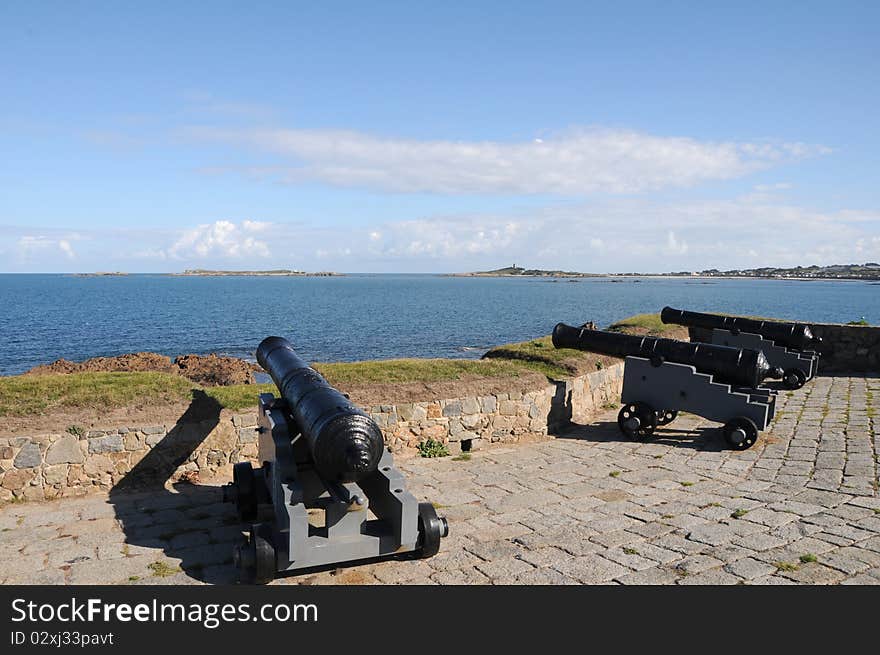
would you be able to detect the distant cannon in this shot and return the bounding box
[660,307,821,389]
[224,336,447,583]
[552,324,779,449]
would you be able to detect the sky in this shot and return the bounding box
[1,1,879,273]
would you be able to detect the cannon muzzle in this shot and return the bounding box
[256,336,384,483]
[552,323,779,388]
[660,306,822,352]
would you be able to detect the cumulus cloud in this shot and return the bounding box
[189,126,830,195]
[16,235,77,260]
[167,220,271,260]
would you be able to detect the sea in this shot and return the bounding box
[0,274,876,376]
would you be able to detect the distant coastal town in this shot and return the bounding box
[454,263,880,281]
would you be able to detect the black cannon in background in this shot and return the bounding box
[660,306,821,389]
[552,324,780,449]
[223,336,447,583]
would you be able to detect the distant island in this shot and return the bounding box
[453,263,880,281]
[450,265,599,278]
[72,272,128,277]
[173,269,343,277]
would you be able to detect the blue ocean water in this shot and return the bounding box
[0,274,876,376]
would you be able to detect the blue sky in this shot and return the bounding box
[2,1,878,272]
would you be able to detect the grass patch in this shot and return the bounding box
[416,439,450,458]
[0,356,537,417]
[66,424,85,437]
[452,453,472,462]
[622,547,640,555]
[483,336,597,379]
[128,576,140,582]
[847,318,870,326]
[609,470,621,478]
[0,372,195,416]
[774,561,799,572]
[608,313,678,336]
[661,514,674,520]
[799,553,817,564]
[315,358,526,385]
[730,509,749,519]
[147,560,180,578]
[679,481,694,487]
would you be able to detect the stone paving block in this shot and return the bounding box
[67,555,156,584]
[513,567,579,585]
[724,557,776,580]
[615,567,680,585]
[778,563,847,585]
[673,554,723,575]
[554,555,629,584]
[676,568,740,585]
[474,556,535,581]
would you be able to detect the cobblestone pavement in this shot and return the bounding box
[1,375,878,585]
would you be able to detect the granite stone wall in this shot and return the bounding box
[0,363,624,501]
[688,322,880,373]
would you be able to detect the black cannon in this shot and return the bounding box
[553,324,779,449]
[552,323,781,388]
[256,336,384,483]
[224,336,447,583]
[660,306,821,389]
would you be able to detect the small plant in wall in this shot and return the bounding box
[66,424,85,437]
[417,438,450,458]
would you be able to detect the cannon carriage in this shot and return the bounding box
[660,306,821,389]
[223,336,447,583]
[552,324,781,449]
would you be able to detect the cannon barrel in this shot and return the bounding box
[660,306,821,352]
[256,336,384,484]
[552,324,781,388]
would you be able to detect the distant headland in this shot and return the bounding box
[172,269,343,277]
[449,265,598,278]
[452,263,880,281]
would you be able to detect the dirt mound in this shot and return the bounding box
[174,354,255,386]
[27,352,177,376]
[25,352,256,386]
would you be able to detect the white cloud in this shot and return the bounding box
[16,235,77,260]
[665,231,689,255]
[189,126,829,195]
[168,220,270,260]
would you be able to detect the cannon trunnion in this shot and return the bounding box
[660,306,820,389]
[224,337,447,583]
[553,324,778,450]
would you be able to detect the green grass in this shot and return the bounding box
[315,358,526,385]
[608,313,679,336]
[730,509,749,519]
[774,561,799,572]
[483,335,604,379]
[147,560,180,578]
[847,318,870,326]
[679,481,694,487]
[0,357,534,417]
[799,553,818,564]
[452,453,472,462]
[609,470,621,478]
[0,372,196,416]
